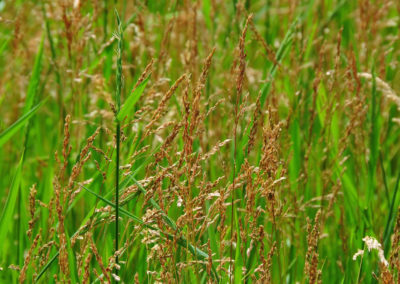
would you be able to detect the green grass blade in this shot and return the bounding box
[259,16,298,106]
[127,175,176,229]
[35,253,58,281]
[23,36,44,114]
[0,39,10,56]
[234,209,242,283]
[81,184,150,227]
[0,99,47,148]
[66,231,79,283]
[116,76,149,122]
[114,9,123,111]
[0,154,24,257]
[383,171,400,253]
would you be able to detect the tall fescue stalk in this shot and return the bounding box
[230,15,251,283]
[114,10,123,278]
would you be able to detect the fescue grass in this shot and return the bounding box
[1,0,400,283]
[113,10,123,278]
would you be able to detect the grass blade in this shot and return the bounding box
[234,210,242,283]
[114,9,123,277]
[127,175,176,229]
[116,76,149,122]
[23,36,44,114]
[0,99,47,148]
[0,154,24,257]
[383,171,400,253]
[82,184,156,228]
[35,253,58,281]
[0,39,10,57]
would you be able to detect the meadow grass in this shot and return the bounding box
[1,0,400,283]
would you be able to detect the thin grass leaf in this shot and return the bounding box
[36,253,57,281]
[127,175,176,229]
[65,230,79,283]
[234,210,242,283]
[259,15,298,106]
[0,154,24,256]
[116,76,149,122]
[0,38,10,56]
[114,9,123,111]
[0,99,47,148]
[114,10,124,277]
[23,36,44,114]
[81,184,151,227]
[383,171,400,253]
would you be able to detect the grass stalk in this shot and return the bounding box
[115,121,120,274]
[114,9,123,279]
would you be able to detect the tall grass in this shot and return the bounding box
[113,10,123,277]
[1,0,400,283]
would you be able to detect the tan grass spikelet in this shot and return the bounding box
[19,230,41,283]
[27,183,37,239]
[145,73,186,133]
[305,210,321,284]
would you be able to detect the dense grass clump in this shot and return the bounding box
[2,0,400,283]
